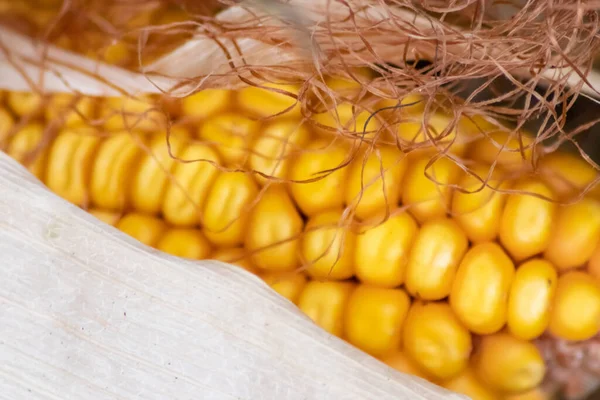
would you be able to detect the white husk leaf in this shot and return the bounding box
[0,152,465,400]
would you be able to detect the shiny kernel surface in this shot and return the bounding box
[246,185,303,272]
[354,211,418,288]
[298,280,354,337]
[405,218,468,300]
[345,285,410,357]
[345,146,407,220]
[473,333,546,394]
[156,228,212,260]
[450,242,515,334]
[544,197,600,270]
[507,259,557,340]
[202,172,259,247]
[301,210,356,280]
[499,179,556,261]
[549,271,600,341]
[401,156,461,223]
[402,301,472,380]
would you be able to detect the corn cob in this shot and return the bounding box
[3,84,600,400]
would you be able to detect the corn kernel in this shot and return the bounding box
[588,243,600,281]
[345,146,407,220]
[380,352,431,380]
[312,103,380,139]
[298,281,354,336]
[405,218,468,300]
[102,95,164,132]
[345,285,410,357]
[301,210,356,280]
[544,197,600,270]
[505,388,548,400]
[396,113,468,157]
[7,91,43,116]
[499,179,556,261]
[355,211,418,288]
[202,172,259,246]
[473,333,545,394]
[402,301,471,380]
[442,367,500,400]
[88,208,121,226]
[468,131,534,171]
[549,271,600,341]
[261,272,307,304]
[198,112,259,167]
[249,119,310,184]
[116,213,167,247]
[45,94,96,127]
[450,242,514,334]
[45,129,102,206]
[0,108,14,148]
[162,143,220,226]
[103,41,131,66]
[156,228,212,260]
[538,151,600,200]
[324,68,374,98]
[246,185,303,271]
[289,139,349,216]
[401,156,461,223]
[90,133,144,210]
[130,128,190,214]
[6,123,47,180]
[451,165,508,244]
[211,247,257,274]
[237,83,301,118]
[507,259,557,340]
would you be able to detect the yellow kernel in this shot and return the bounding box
[402,301,472,380]
[588,243,600,281]
[116,213,167,247]
[401,156,461,223]
[507,259,557,340]
[505,388,548,400]
[442,368,500,400]
[549,271,600,341]
[6,123,48,180]
[324,68,374,98]
[405,218,468,300]
[90,133,144,211]
[156,228,212,260]
[45,94,96,127]
[211,247,257,274]
[88,208,121,226]
[499,179,556,261]
[161,143,220,227]
[102,95,164,132]
[7,91,44,117]
[538,151,600,200]
[261,272,307,304]
[45,129,102,206]
[237,83,301,118]
[249,119,311,184]
[473,333,545,394]
[450,242,515,335]
[379,352,431,380]
[245,185,303,272]
[130,128,190,214]
[451,165,508,243]
[345,146,407,220]
[0,107,14,148]
[355,211,418,288]
[197,112,259,167]
[202,172,259,246]
[468,131,534,172]
[396,113,468,157]
[289,139,349,216]
[301,210,356,280]
[103,41,131,66]
[298,280,355,337]
[345,285,410,357]
[312,103,380,139]
[544,197,600,270]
